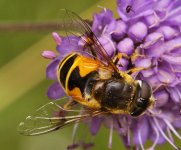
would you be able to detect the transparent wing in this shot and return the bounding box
[59,9,119,73]
[59,9,95,39]
[18,97,101,136]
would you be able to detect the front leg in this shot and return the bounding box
[113,52,129,66]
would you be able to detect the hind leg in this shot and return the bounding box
[63,98,78,110]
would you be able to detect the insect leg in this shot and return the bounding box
[63,98,78,110]
[113,52,129,66]
[113,53,122,65]
[126,65,155,75]
[126,67,145,74]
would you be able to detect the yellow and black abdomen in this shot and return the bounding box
[57,53,102,108]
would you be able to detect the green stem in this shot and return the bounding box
[0,22,61,32]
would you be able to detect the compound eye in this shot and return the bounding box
[131,98,148,117]
[140,81,151,99]
[130,107,143,117]
[137,98,148,107]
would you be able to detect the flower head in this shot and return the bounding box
[43,0,181,149]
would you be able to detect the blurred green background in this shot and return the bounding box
[0,0,180,150]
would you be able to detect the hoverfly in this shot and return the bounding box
[18,9,154,136]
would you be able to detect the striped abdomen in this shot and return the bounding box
[57,53,102,108]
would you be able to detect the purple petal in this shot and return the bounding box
[46,58,60,80]
[155,10,167,21]
[47,82,65,100]
[146,75,162,89]
[143,32,165,57]
[173,119,181,129]
[117,57,129,71]
[144,32,163,48]
[106,20,127,39]
[162,54,181,65]
[89,117,102,136]
[98,35,116,57]
[168,87,180,103]
[150,118,166,145]
[143,11,161,27]
[41,50,57,59]
[167,6,181,25]
[157,26,178,40]
[120,135,130,148]
[52,32,61,45]
[92,9,114,35]
[56,36,80,55]
[132,117,149,145]
[171,64,181,73]
[154,89,169,107]
[142,69,155,78]
[162,37,181,53]
[134,58,152,68]
[155,0,172,10]
[133,57,153,78]
[170,78,181,87]
[117,38,134,55]
[169,0,181,10]
[128,22,148,41]
[150,128,166,145]
[157,66,175,84]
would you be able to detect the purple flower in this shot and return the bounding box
[43,33,81,100]
[43,0,181,149]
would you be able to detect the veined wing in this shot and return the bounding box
[59,9,119,73]
[18,97,101,136]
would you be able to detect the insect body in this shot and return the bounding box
[126,5,132,13]
[57,52,153,117]
[18,10,154,136]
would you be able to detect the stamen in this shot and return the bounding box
[97,5,107,12]
[138,129,145,150]
[148,120,160,150]
[109,30,118,35]
[148,11,161,28]
[163,118,181,140]
[153,118,179,149]
[108,119,114,149]
[167,127,174,142]
[71,107,86,144]
[102,25,108,35]
[147,109,161,116]
[72,122,79,143]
